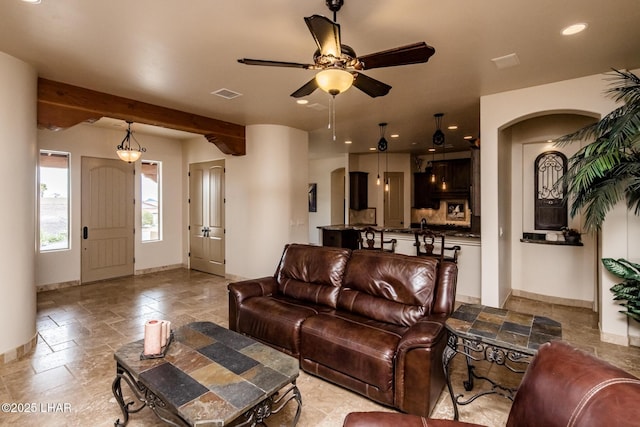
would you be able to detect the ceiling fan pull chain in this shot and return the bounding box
[329,95,337,141]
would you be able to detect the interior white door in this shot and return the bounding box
[81,156,134,283]
[189,160,225,276]
[384,172,404,228]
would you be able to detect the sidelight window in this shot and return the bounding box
[141,160,161,242]
[39,150,70,251]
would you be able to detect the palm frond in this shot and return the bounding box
[555,69,640,230]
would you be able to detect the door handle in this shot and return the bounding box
[83,226,88,239]
[201,227,210,237]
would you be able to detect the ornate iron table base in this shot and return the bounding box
[112,362,302,427]
[442,332,533,421]
[235,383,302,427]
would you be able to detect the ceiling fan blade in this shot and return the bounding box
[290,78,319,98]
[304,15,342,57]
[352,73,391,98]
[357,42,435,70]
[238,58,313,69]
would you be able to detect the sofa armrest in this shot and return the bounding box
[394,318,447,416]
[397,318,445,351]
[227,277,278,331]
[432,261,458,316]
[228,277,277,302]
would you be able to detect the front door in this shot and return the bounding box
[81,157,135,283]
[189,160,225,276]
[384,172,404,228]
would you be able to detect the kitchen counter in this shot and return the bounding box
[317,225,480,239]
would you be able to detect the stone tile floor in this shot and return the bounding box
[1,268,639,426]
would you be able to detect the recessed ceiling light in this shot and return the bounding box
[428,148,436,152]
[463,135,474,140]
[369,147,377,151]
[562,23,587,36]
[447,125,458,130]
[390,134,399,138]
[344,140,352,144]
[21,0,41,3]
[296,99,309,105]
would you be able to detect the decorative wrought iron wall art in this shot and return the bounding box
[534,150,568,230]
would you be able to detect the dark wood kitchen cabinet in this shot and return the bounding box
[322,228,360,250]
[349,171,368,210]
[414,172,440,209]
[431,158,471,198]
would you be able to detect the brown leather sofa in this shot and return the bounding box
[343,340,640,427]
[228,243,459,417]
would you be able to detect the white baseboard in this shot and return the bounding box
[511,288,594,309]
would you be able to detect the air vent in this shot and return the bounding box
[211,88,242,99]
[306,103,328,111]
[491,53,520,69]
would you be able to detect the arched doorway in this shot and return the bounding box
[330,167,346,224]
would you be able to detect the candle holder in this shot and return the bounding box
[140,330,174,360]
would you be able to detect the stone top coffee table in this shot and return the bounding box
[112,321,301,426]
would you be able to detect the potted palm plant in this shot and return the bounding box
[556,69,640,232]
[602,258,640,322]
[557,69,640,320]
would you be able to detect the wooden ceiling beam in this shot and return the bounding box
[37,78,246,156]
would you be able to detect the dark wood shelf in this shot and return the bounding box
[520,238,583,247]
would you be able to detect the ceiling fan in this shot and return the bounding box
[237,0,436,99]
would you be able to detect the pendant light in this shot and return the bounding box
[377,147,381,186]
[116,121,146,163]
[433,113,445,146]
[385,152,390,192]
[429,144,437,183]
[377,123,389,191]
[441,144,447,190]
[432,113,446,189]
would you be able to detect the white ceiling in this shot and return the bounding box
[2,0,640,157]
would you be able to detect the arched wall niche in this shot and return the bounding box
[497,108,601,132]
[500,110,600,310]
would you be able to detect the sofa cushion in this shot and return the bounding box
[237,295,331,356]
[338,250,438,326]
[300,312,404,391]
[277,244,351,309]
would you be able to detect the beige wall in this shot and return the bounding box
[183,124,309,280]
[481,69,640,344]
[0,52,37,356]
[37,124,185,285]
[510,114,598,305]
[349,152,412,227]
[308,155,347,244]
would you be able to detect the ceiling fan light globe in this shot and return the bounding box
[315,68,353,95]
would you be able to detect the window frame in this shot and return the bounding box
[140,160,162,242]
[38,150,71,252]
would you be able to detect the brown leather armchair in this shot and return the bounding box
[344,340,640,427]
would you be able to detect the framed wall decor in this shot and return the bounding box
[446,201,466,221]
[308,183,317,212]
